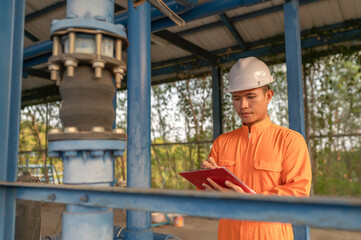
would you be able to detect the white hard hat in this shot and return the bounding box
[226,57,274,93]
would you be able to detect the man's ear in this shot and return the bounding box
[266,89,274,104]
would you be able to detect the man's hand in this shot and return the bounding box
[202,178,245,194]
[201,157,218,169]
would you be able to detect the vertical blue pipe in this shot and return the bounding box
[211,66,223,140]
[126,0,153,239]
[284,0,305,137]
[284,1,310,240]
[0,0,25,239]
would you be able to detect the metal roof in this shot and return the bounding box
[21,0,361,105]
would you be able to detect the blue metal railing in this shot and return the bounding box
[2,181,361,232]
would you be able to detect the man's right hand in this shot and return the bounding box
[201,157,218,169]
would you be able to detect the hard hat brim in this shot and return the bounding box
[225,78,275,93]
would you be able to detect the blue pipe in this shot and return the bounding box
[126,0,153,239]
[47,0,123,239]
[284,0,306,138]
[23,40,52,60]
[284,2,309,240]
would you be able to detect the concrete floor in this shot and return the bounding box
[40,203,361,240]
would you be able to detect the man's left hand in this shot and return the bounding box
[202,178,245,193]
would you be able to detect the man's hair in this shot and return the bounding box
[262,84,270,93]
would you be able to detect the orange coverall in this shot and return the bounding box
[209,117,312,240]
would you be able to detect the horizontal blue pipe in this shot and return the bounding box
[23,53,51,69]
[23,40,52,60]
[2,181,360,231]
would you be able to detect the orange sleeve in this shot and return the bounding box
[261,133,312,197]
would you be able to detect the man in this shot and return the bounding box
[201,57,312,240]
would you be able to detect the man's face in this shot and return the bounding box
[232,87,273,125]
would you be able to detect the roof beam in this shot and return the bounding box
[23,68,49,79]
[21,85,60,108]
[219,13,248,50]
[114,3,126,13]
[153,30,218,64]
[24,30,39,42]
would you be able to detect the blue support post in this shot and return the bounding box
[284,0,305,137]
[284,1,310,240]
[0,0,25,239]
[126,0,153,239]
[211,66,223,140]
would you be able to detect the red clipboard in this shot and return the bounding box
[179,167,256,194]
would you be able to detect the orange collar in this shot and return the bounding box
[241,116,272,134]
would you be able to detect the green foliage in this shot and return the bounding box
[313,148,361,196]
[268,64,289,127]
[149,78,213,189]
[151,141,212,190]
[302,52,361,196]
